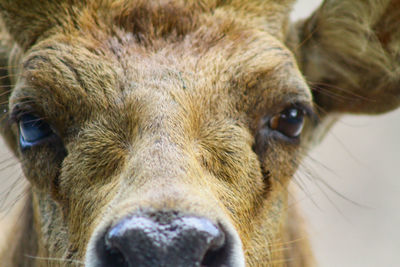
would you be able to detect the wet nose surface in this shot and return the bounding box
[94,214,229,267]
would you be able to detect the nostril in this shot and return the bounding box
[180,216,225,248]
[202,248,224,267]
[179,217,227,267]
[103,217,159,266]
[198,224,230,267]
[103,227,128,266]
[94,225,130,267]
[103,247,128,267]
[93,214,235,267]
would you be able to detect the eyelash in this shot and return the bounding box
[9,107,54,149]
[18,114,54,149]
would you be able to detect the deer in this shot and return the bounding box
[0,0,399,266]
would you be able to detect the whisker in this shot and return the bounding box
[270,237,307,248]
[0,170,26,213]
[311,86,354,102]
[0,65,19,70]
[270,257,294,265]
[0,160,20,172]
[0,74,17,79]
[24,255,85,265]
[327,131,365,166]
[291,173,323,211]
[0,99,35,106]
[0,156,16,166]
[294,18,321,51]
[311,81,373,102]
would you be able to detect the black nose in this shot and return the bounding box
[94,213,229,267]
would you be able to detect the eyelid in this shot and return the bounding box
[288,102,319,124]
[9,105,54,135]
[9,105,35,124]
[9,106,25,124]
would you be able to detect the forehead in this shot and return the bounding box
[11,3,311,126]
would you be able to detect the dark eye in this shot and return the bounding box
[269,107,305,138]
[19,114,54,148]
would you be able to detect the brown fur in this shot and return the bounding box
[0,0,399,266]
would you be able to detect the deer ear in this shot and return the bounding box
[228,0,296,40]
[290,0,400,115]
[0,1,73,50]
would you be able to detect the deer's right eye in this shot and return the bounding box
[19,114,54,148]
[268,107,306,139]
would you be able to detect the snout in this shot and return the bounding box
[87,211,243,267]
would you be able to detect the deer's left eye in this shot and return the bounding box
[269,107,305,138]
[19,114,54,148]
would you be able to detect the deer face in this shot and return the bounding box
[1,0,399,266]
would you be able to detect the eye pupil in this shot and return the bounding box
[19,114,53,147]
[269,107,305,138]
[284,109,298,119]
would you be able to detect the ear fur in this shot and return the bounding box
[289,0,400,115]
[226,0,297,39]
[0,0,84,50]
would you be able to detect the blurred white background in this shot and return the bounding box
[1,1,400,266]
[292,1,400,266]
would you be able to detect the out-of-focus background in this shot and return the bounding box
[296,110,400,267]
[292,1,400,266]
[1,1,400,266]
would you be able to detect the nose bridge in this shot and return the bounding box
[121,104,205,200]
[86,93,247,267]
[112,85,225,219]
[133,132,191,186]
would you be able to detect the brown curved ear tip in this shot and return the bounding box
[0,1,66,49]
[293,0,400,116]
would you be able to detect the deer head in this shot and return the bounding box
[0,0,399,266]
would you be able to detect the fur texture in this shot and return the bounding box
[0,0,399,266]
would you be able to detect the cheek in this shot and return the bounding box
[32,191,70,257]
[58,148,123,214]
[58,134,128,197]
[242,191,289,266]
[262,141,303,186]
[58,165,122,255]
[19,141,66,194]
[54,145,126,250]
[222,144,301,248]
[208,155,266,242]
